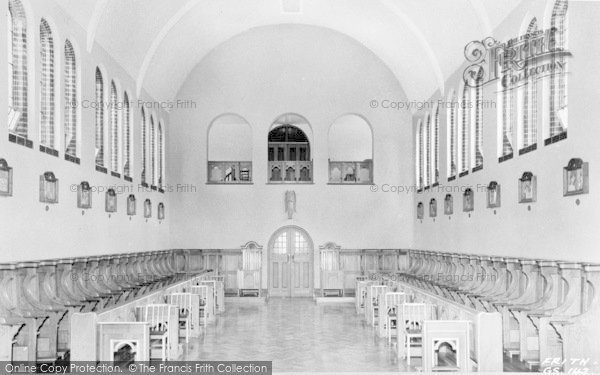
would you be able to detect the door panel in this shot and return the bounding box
[269,228,313,297]
[270,231,290,297]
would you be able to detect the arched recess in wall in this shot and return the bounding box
[207,113,253,183]
[268,113,313,183]
[327,114,373,184]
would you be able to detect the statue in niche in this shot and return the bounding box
[285,190,296,219]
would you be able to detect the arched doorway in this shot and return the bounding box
[268,226,313,297]
[268,113,313,183]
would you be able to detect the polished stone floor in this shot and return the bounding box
[181,298,408,372]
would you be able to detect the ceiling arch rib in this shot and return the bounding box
[136,0,197,97]
[86,0,109,52]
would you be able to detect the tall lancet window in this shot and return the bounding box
[416,120,423,189]
[40,19,55,149]
[150,115,156,186]
[64,40,77,157]
[500,46,515,160]
[432,105,440,184]
[459,84,470,174]
[8,0,28,139]
[472,76,483,169]
[123,92,131,178]
[141,108,147,184]
[425,114,431,187]
[110,81,119,173]
[447,91,457,178]
[548,0,568,142]
[521,18,538,152]
[158,122,164,188]
[95,68,104,167]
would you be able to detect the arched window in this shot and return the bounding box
[425,113,431,187]
[268,114,312,183]
[110,81,119,174]
[447,91,457,179]
[328,114,373,184]
[141,107,147,184]
[472,77,483,170]
[150,115,156,186]
[158,122,163,188]
[40,19,55,149]
[95,68,104,167]
[459,84,470,174]
[500,45,515,160]
[123,91,131,178]
[8,0,28,141]
[432,105,440,185]
[520,18,539,153]
[547,0,568,143]
[64,40,77,158]
[207,114,253,183]
[416,119,423,189]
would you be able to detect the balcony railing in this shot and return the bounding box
[268,161,313,183]
[207,161,252,184]
[328,160,373,184]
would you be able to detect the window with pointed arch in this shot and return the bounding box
[459,83,470,175]
[40,19,55,150]
[546,0,568,145]
[424,113,431,187]
[150,115,156,187]
[519,18,539,155]
[472,76,483,171]
[64,40,78,161]
[447,91,458,179]
[416,119,424,189]
[8,0,29,144]
[499,45,515,162]
[158,122,164,189]
[95,68,105,168]
[432,104,440,185]
[123,91,132,179]
[141,107,147,184]
[110,81,120,175]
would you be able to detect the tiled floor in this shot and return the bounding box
[181,298,409,372]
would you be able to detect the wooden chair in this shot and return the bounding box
[189,285,212,325]
[198,280,218,316]
[141,304,172,361]
[206,276,225,313]
[355,280,371,315]
[400,303,431,365]
[369,285,387,326]
[383,292,407,342]
[166,293,192,343]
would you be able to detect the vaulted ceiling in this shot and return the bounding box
[54,0,524,104]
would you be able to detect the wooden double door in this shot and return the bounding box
[269,227,313,297]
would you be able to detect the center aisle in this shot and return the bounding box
[181,298,409,372]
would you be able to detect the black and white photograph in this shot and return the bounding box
[1,0,599,374]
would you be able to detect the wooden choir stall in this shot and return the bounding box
[0,250,223,365]
[354,249,600,373]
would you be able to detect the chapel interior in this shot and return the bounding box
[1,0,600,373]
